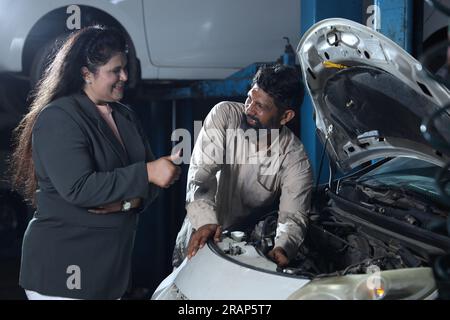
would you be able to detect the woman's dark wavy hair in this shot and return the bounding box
[10,25,128,205]
[252,64,305,111]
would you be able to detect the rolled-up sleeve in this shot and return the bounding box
[274,149,313,260]
[33,107,151,208]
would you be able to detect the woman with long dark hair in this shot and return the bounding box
[10,26,180,299]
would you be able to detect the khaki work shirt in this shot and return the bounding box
[173,101,313,266]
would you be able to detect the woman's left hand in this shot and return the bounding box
[88,198,142,214]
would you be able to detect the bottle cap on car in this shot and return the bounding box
[231,231,245,242]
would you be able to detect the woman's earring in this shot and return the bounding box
[85,79,92,85]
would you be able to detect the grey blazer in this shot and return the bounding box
[19,93,159,299]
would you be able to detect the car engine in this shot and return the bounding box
[221,183,449,279]
[244,208,424,278]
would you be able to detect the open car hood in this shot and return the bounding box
[297,18,450,173]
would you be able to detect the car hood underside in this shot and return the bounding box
[297,18,450,173]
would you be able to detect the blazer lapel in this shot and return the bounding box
[73,93,129,166]
[112,104,145,164]
[97,117,129,164]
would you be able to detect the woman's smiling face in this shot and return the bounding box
[83,52,128,104]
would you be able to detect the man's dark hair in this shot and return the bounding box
[252,64,304,111]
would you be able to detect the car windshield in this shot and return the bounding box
[357,157,450,207]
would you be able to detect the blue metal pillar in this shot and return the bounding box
[374,0,414,52]
[300,0,363,183]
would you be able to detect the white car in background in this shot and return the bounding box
[0,0,301,87]
[152,18,450,300]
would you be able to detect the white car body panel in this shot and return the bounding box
[0,0,301,80]
[153,242,310,300]
[143,0,301,69]
[0,0,149,73]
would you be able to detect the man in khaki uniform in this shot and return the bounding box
[173,64,313,268]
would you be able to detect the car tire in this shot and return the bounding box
[29,37,65,90]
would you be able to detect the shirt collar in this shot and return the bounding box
[95,103,113,116]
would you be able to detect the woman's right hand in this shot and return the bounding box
[146,151,181,188]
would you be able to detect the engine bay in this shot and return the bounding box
[218,180,450,279]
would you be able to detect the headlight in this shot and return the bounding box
[287,268,437,300]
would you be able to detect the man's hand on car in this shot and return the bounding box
[268,246,289,267]
[187,224,222,259]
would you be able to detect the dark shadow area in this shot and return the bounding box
[0,73,31,300]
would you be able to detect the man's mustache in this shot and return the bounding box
[245,114,262,127]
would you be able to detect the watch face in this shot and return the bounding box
[123,201,131,211]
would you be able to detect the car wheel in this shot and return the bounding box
[29,37,65,90]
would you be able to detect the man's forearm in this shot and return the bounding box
[186,199,218,229]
